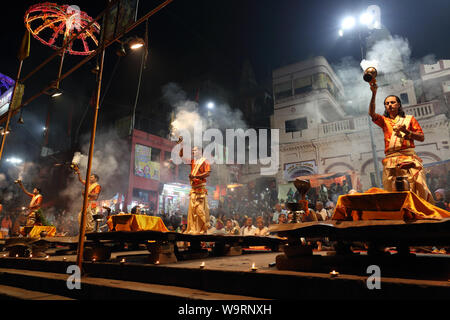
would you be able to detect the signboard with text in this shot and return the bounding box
[134,143,160,180]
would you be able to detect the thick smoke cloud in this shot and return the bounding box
[333,33,439,115]
[58,130,130,232]
[164,82,248,141]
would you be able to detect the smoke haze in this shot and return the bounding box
[332,32,439,115]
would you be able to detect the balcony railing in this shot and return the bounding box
[318,101,439,137]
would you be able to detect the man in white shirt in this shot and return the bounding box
[272,203,288,223]
[254,218,269,236]
[315,201,328,221]
[241,217,257,236]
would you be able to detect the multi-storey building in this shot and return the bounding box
[267,56,450,200]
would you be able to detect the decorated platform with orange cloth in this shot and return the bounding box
[107,214,169,232]
[21,226,57,238]
[331,187,450,221]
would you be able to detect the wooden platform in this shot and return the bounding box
[2,231,285,263]
[269,218,450,246]
[269,218,450,277]
[86,231,285,249]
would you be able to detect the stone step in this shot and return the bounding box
[0,268,265,300]
[0,284,74,300]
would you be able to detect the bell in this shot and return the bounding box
[363,67,377,83]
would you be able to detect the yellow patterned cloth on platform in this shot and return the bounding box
[28,226,56,238]
[107,214,169,232]
[332,187,450,221]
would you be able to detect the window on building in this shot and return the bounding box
[313,73,338,98]
[285,117,308,133]
[151,148,160,162]
[293,76,312,95]
[400,93,409,105]
[274,81,292,100]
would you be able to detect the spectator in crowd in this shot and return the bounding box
[278,213,287,224]
[231,213,240,228]
[318,184,329,203]
[224,218,240,235]
[325,201,335,219]
[434,189,446,210]
[315,201,328,221]
[287,212,295,223]
[254,217,269,236]
[272,204,283,223]
[241,217,257,236]
[209,214,217,230]
[208,219,227,235]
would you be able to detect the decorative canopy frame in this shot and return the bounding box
[24,2,101,55]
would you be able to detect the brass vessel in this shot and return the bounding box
[363,67,377,83]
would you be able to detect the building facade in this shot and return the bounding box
[270,57,450,200]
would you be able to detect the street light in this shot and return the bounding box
[128,22,149,136]
[207,102,215,110]
[129,37,145,50]
[50,88,63,98]
[341,16,356,30]
[116,37,146,56]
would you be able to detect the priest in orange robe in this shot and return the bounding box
[74,167,101,233]
[15,180,43,226]
[368,81,434,203]
[178,141,211,234]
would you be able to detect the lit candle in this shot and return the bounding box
[155,260,160,265]
[120,258,126,263]
[15,254,19,258]
[330,270,339,277]
[199,262,205,269]
[45,255,49,260]
[29,254,33,258]
[251,263,258,272]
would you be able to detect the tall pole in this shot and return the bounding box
[76,46,105,271]
[0,60,24,161]
[129,47,146,136]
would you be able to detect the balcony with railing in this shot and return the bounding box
[318,101,441,137]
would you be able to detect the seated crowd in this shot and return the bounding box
[161,199,336,237]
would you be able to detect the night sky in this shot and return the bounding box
[0,0,449,160]
[2,1,450,91]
